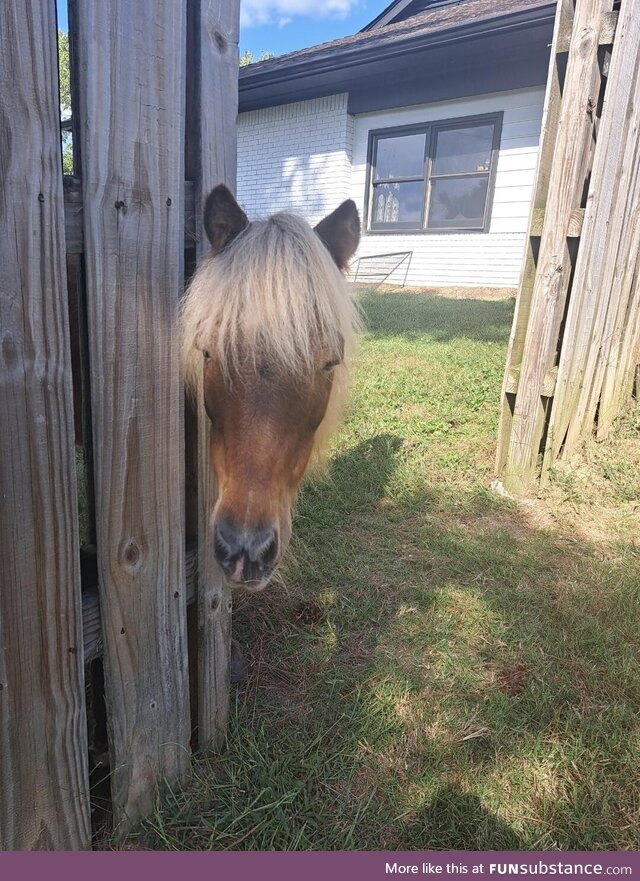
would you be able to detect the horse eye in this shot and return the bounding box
[323,359,340,372]
[203,350,211,362]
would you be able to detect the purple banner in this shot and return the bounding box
[0,852,639,881]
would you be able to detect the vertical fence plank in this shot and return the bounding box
[595,247,640,436]
[75,0,190,827]
[495,0,574,475]
[0,0,90,850]
[499,0,612,493]
[545,0,640,459]
[185,0,240,749]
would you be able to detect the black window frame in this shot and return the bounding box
[364,111,503,235]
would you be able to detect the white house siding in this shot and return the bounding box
[351,87,545,288]
[237,94,353,227]
[237,86,544,288]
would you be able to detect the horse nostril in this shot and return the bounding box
[258,530,278,567]
[213,521,239,571]
[213,520,279,582]
[247,526,278,568]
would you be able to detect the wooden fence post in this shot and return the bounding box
[544,1,640,459]
[497,0,640,486]
[0,0,90,849]
[496,0,575,477]
[497,0,614,492]
[74,0,190,828]
[186,0,240,749]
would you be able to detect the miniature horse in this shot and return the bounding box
[181,186,360,590]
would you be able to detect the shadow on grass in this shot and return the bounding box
[133,433,640,851]
[299,434,405,527]
[359,290,514,345]
[400,785,525,850]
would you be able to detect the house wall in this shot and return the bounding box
[237,94,353,227]
[351,86,545,288]
[236,85,545,288]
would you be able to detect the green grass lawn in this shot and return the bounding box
[131,289,640,851]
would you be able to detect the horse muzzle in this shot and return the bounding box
[213,518,279,590]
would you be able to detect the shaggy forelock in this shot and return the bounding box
[180,211,360,461]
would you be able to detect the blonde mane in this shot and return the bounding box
[181,211,360,460]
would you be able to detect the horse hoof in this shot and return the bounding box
[230,638,249,683]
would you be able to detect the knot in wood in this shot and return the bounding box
[120,538,144,572]
[125,541,139,564]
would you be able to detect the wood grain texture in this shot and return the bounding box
[590,2,640,439]
[500,0,613,492]
[63,177,197,254]
[544,0,640,460]
[0,0,90,850]
[82,546,198,665]
[185,0,240,749]
[74,0,190,828]
[495,0,574,475]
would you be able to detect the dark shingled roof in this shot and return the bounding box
[239,0,554,79]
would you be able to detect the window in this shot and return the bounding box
[366,113,502,233]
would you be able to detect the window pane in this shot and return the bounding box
[432,124,495,176]
[427,176,489,228]
[374,133,426,180]
[372,181,424,225]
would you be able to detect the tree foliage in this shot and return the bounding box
[240,50,275,66]
[58,29,71,108]
[58,30,73,175]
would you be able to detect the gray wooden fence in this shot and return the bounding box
[0,0,239,849]
[497,0,640,492]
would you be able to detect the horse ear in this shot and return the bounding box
[314,200,360,272]
[203,185,249,255]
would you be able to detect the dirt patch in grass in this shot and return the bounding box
[291,599,326,628]
[496,662,531,697]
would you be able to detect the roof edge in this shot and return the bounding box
[239,4,556,92]
[361,0,414,31]
[361,0,466,32]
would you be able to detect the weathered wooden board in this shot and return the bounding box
[185,0,240,749]
[590,2,640,439]
[82,546,199,665]
[74,0,190,828]
[64,177,197,254]
[495,0,574,475]
[0,0,90,850]
[545,0,640,460]
[595,232,640,437]
[499,0,613,492]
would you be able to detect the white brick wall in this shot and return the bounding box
[237,94,353,227]
[237,86,545,288]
